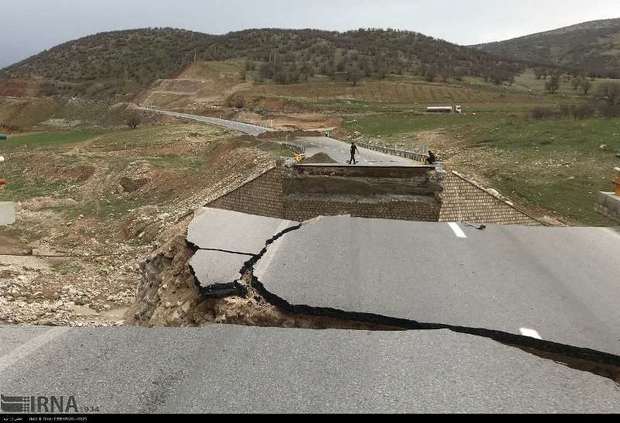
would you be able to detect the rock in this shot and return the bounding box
[181,300,193,314]
[119,177,149,193]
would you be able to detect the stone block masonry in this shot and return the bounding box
[209,164,443,222]
[281,164,442,222]
[208,167,284,219]
[207,163,541,226]
[439,172,541,226]
[283,195,439,222]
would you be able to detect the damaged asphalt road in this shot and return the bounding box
[0,325,619,413]
[1,211,618,413]
[254,216,620,356]
[187,208,300,296]
[184,209,620,388]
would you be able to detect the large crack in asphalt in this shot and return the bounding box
[258,224,620,383]
[187,221,620,384]
[186,223,302,299]
[251,274,620,383]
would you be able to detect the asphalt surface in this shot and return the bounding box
[142,108,416,166]
[0,326,618,414]
[255,217,620,355]
[187,207,298,254]
[139,108,272,136]
[187,208,299,287]
[292,136,414,166]
[189,250,250,288]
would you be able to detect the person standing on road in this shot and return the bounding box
[427,150,437,165]
[349,142,359,165]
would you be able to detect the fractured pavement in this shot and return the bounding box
[189,250,250,290]
[254,216,620,355]
[187,207,298,254]
[187,208,299,294]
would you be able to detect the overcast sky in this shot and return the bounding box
[1,0,619,68]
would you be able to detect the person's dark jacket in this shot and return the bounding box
[427,151,437,165]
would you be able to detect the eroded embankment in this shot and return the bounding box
[127,217,397,330]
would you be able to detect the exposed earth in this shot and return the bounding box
[0,122,285,326]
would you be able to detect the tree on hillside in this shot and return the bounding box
[422,65,437,82]
[580,78,592,96]
[126,113,142,130]
[225,93,245,109]
[571,76,592,96]
[258,62,273,80]
[595,82,620,106]
[347,67,363,86]
[534,68,547,80]
[545,74,561,94]
[594,82,620,117]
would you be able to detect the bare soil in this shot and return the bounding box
[0,123,278,326]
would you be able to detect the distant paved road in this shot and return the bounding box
[256,217,620,355]
[142,108,415,166]
[139,108,272,136]
[1,326,619,413]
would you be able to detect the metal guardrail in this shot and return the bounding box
[356,142,429,163]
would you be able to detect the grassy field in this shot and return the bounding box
[511,70,618,96]
[344,112,502,137]
[0,122,291,270]
[465,118,620,225]
[247,78,553,111]
[344,111,620,225]
[463,70,616,97]
[0,125,227,205]
[0,123,288,205]
[2,129,108,150]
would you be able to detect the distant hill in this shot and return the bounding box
[0,28,216,99]
[0,27,525,100]
[475,18,620,77]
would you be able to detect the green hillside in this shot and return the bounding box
[475,18,620,78]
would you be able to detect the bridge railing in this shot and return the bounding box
[356,141,429,163]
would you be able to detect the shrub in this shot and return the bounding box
[529,107,558,120]
[597,103,620,118]
[126,113,142,129]
[573,103,596,120]
[225,93,246,109]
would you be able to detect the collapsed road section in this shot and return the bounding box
[254,216,620,357]
[180,207,620,383]
[187,207,300,297]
